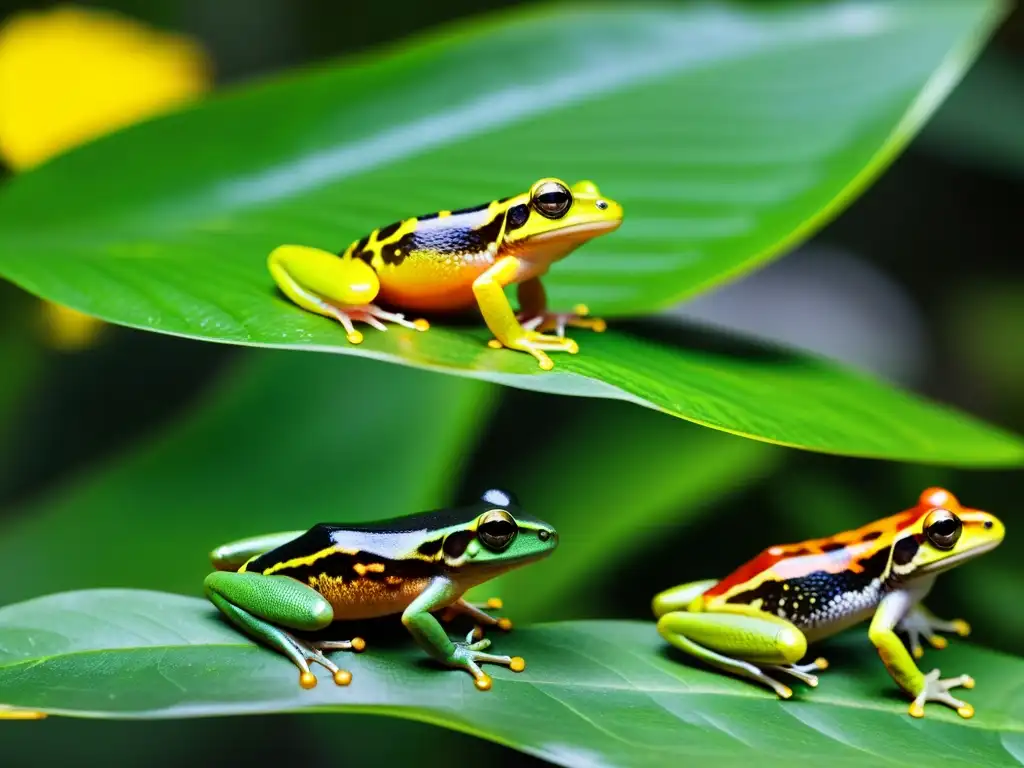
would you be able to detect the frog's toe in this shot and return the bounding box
[311,636,366,653]
[949,619,971,637]
[768,657,827,688]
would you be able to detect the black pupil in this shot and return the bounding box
[481,520,514,543]
[536,188,569,215]
[932,519,957,537]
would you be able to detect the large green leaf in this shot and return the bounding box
[0,349,493,606]
[1,590,1021,768]
[0,2,1003,316]
[0,1,1014,464]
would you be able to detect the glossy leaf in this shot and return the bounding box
[477,402,783,621]
[0,349,493,606]
[1,589,1021,768]
[0,2,1004,315]
[0,1,1014,464]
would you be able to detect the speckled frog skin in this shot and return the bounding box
[652,488,1004,719]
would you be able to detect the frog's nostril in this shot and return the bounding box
[538,529,551,542]
[596,200,608,210]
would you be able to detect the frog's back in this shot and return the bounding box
[341,202,509,312]
[702,509,922,636]
[240,523,442,620]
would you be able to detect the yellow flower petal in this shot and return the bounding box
[0,5,212,171]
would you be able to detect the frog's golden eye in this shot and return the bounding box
[477,509,518,552]
[531,181,572,219]
[924,508,962,550]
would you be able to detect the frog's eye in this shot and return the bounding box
[924,508,962,550]
[531,181,572,219]
[477,509,518,552]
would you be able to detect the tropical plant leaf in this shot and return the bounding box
[0,349,493,607]
[0,1,1014,464]
[0,2,1003,316]
[1,590,1021,768]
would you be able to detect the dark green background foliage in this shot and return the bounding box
[0,1,1022,767]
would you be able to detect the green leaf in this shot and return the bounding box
[478,403,783,621]
[0,1,1000,311]
[260,319,1024,466]
[0,2,1014,464]
[0,2,1003,316]
[2,590,1021,768]
[0,350,493,606]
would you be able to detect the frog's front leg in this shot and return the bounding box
[474,256,578,371]
[869,589,975,718]
[205,571,362,689]
[898,603,971,659]
[268,244,429,344]
[516,277,606,338]
[656,607,826,698]
[402,576,525,690]
[440,596,513,636]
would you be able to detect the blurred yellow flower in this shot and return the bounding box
[38,301,108,352]
[0,5,211,170]
[0,5,212,350]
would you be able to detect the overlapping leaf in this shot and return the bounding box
[1,590,1021,768]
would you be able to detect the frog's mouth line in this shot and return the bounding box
[525,219,622,242]
[919,537,1003,575]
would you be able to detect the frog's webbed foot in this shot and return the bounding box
[518,303,607,338]
[898,605,971,659]
[278,632,355,689]
[440,597,513,638]
[909,669,975,719]
[447,629,526,691]
[486,330,578,371]
[323,304,429,345]
[766,657,829,688]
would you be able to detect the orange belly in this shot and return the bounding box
[375,252,491,313]
[308,573,439,620]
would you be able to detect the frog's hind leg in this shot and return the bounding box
[209,530,307,571]
[268,245,429,344]
[205,571,358,689]
[656,610,820,698]
[651,579,720,618]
